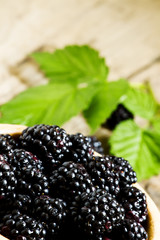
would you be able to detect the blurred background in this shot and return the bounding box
[0,0,160,208]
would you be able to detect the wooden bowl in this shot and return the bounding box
[0,124,160,240]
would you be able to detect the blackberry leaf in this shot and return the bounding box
[123,85,158,120]
[84,79,130,133]
[151,116,160,132]
[32,45,109,85]
[109,120,160,180]
[0,83,98,126]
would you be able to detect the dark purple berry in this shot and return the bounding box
[69,133,94,165]
[84,156,120,197]
[71,189,125,239]
[0,158,17,198]
[50,161,95,202]
[19,124,72,172]
[118,186,148,223]
[102,104,134,130]
[87,136,104,155]
[33,195,67,237]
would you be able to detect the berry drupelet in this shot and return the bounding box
[102,104,134,130]
[49,161,95,202]
[33,195,68,237]
[0,158,17,198]
[0,210,47,240]
[84,156,120,197]
[118,186,148,223]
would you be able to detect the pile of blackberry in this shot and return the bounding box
[0,125,148,240]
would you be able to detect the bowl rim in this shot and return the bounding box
[0,123,160,240]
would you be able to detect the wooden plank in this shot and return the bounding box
[0,68,26,105]
[0,0,160,80]
[129,60,160,102]
[0,0,99,65]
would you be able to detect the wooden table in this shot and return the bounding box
[0,0,160,209]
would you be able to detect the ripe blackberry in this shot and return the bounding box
[0,210,47,240]
[33,195,68,237]
[57,221,88,240]
[113,219,148,240]
[49,161,95,202]
[6,149,49,197]
[71,189,125,239]
[109,156,137,187]
[69,133,94,165]
[0,158,17,198]
[118,186,148,223]
[85,156,120,196]
[19,124,72,172]
[102,104,134,130]
[0,134,18,155]
[8,149,43,172]
[17,167,49,197]
[0,194,16,218]
[87,136,104,155]
[13,194,32,214]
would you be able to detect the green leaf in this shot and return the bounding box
[83,79,130,133]
[0,83,99,126]
[109,120,160,181]
[32,45,109,85]
[151,117,160,132]
[150,105,160,131]
[123,86,158,120]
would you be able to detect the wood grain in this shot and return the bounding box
[0,0,160,92]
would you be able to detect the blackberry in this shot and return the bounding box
[19,124,72,172]
[0,194,16,218]
[114,219,148,240]
[0,158,17,198]
[49,161,95,202]
[33,195,68,237]
[118,186,148,223]
[87,136,104,155]
[6,149,49,197]
[8,149,43,172]
[69,133,94,165]
[57,221,88,240]
[0,210,47,240]
[0,134,18,155]
[109,156,137,187]
[0,193,32,219]
[71,189,125,239]
[85,156,120,196]
[17,167,49,197]
[102,104,134,130]
[13,194,32,214]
